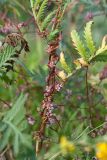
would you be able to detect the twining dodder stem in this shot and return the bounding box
[31,2,64,154]
[36,35,62,154]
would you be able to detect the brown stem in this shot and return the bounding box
[85,67,93,127]
[85,67,89,103]
[34,3,64,155]
[0,98,11,108]
[5,145,14,160]
[35,29,63,154]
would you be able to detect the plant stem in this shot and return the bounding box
[85,67,92,127]
[85,67,89,103]
[30,2,64,155]
[0,98,11,108]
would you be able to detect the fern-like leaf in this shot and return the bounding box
[90,52,107,63]
[30,0,36,8]
[37,0,48,22]
[0,94,32,155]
[41,10,56,30]
[34,0,42,9]
[60,52,71,74]
[0,46,16,70]
[71,30,88,60]
[89,35,107,63]
[96,35,107,55]
[84,21,96,55]
[47,29,59,42]
[0,128,11,150]
[4,93,27,122]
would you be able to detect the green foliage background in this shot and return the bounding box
[0,0,107,160]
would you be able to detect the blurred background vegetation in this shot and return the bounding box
[0,0,107,160]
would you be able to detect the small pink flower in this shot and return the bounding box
[27,115,35,125]
[85,12,93,21]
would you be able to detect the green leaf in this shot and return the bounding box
[96,35,107,55]
[60,52,71,74]
[17,60,47,86]
[16,149,37,160]
[0,45,16,69]
[71,30,88,60]
[47,29,59,42]
[16,59,33,77]
[37,0,48,22]
[34,0,42,9]
[31,66,47,86]
[13,134,19,155]
[20,133,32,148]
[84,21,96,55]
[13,106,25,126]
[41,10,56,30]
[4,93,27,122]
[0,93,32,154]
[90,52,107,63]
[0,128,12,150]
[30,0,36,8]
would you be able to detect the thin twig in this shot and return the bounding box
[85,67,92,126]
[85,67,89,103]
[0,146,9,157]
[0,98,11,108]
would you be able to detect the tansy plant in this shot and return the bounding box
[60,21,107,80]
[71,21,107,65]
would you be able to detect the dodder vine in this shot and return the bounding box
[30,0,65,154]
